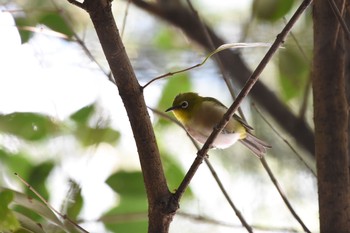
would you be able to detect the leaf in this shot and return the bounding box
[278,46,309,100]
[0,112,59,141]
[0,190,20,231]
[104,218,147,233]
[162,153,192,198]
[253,0,295,22]
[14,212,46,233]
[75,126,120,147]
[15,17,33,43]
[66,180,83,220]
[106,171,146,197]
[157,73,191,126]
[101,196,148,233]
[154,27,176,50]
[39,13,73,38]
[0,188,62,227]
[0,149,33,180]
[70,104,95,125]
[26,161,55,201]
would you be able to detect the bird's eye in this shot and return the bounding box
[181,101,189,109]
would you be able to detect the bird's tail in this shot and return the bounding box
[239,133,271,158]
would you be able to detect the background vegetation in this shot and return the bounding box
[1,0,347,232]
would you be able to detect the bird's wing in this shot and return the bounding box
[203,97,254,131]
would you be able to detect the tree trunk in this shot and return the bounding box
[313,0,350,231]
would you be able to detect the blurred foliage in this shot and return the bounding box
[252,0,295,22]
[0,190,20,232]
[0,103,120,232]
[157,73,192,125]
[0,0,316,232]
[106,171,146,198]
[0,113,59,141]
[278,45,309,100]
[66,180,84,221]
[105,171,148,232]
[39,13,74,37]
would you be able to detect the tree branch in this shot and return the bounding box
[171,0,313,207]
[130,0,315,157]
[68,0,176,232]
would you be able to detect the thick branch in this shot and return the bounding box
[131,0,315,156]
[313,0,350,231]
[70,0,176,232]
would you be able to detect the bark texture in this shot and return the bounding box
[81,0,176,232]
[313,0,350,231]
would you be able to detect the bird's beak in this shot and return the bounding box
[165,105,180,112]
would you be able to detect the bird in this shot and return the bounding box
[165,92,271,158]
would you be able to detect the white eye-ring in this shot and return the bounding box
[181,101,189,109]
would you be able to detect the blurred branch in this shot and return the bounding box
[252,103,317,176]
[130,0,315,157]
[178,212,302,232]
[328,0,350,41]
[259,159,311,232]
[51,0,114,82]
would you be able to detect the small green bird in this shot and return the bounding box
[165,92,271,158]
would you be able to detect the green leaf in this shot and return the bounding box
[0,190,20,231]
[278,46,308,100]
[154,28,176,50]
[70,104,95,125]
[0,149,33,180]
[252,0,295,22]
[39,13,73,37]
[0,188,62,227]
[104,218,147,233]
[75,126,120,147]
[26,161,54,201]
[0,112,59,141]
[66,180,83,220]
[15,17,33,43]
[162,153,192,198]
[106,171,146,197]
[102,196,147,233]
[157,73,191,126]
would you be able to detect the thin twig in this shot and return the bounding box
[15,173,89,233]
[121,0,132,39]
[328,0,350,41]
[259,159,311,233]
[178,212,302,232]
[142,63,201,89]
[142,42,271,90]
[172,0,313,204]
[252,103,316,176]
[203,157,253,233]
[53,0,114,83]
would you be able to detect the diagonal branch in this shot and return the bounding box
[130,0,315,157]
[171,0,313,206]
[260,158,311,232]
